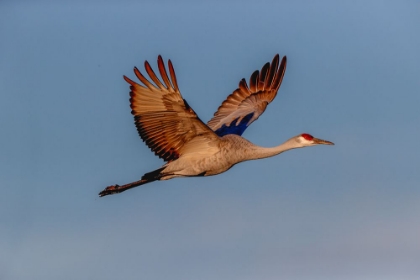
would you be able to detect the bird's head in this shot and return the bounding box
[295,133,334,147]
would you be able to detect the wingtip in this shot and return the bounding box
[276,54,287,63]
[123,75,135,85]
[282,55,287,63]
[144,59,151,70]
[280,56,287,71]
[167,59,179,91]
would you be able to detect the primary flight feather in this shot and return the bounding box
[99,54,333,197]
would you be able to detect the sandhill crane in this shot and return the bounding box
[99,54,333,197]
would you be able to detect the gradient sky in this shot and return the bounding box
[1,1,420,279]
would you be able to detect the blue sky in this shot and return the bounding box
[1,1,419,279]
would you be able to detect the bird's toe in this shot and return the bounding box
[99,184,120,197]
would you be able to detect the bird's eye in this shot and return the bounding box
[301,133,313,140]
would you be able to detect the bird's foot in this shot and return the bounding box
[99,184,121,197]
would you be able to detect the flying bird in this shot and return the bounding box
[99,54,333,197]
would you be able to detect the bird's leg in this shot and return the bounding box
[99,167,165,197]
[99,179,146,197]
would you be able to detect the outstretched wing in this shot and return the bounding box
[124,56,218,162]
[207,54,287,137]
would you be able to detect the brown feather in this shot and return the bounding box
[258,62,270,90]
[144,60,165,89]
[126,56,218,162]
[168,60,179,92]
[249,70,259,93]
[157,55,173,90]
[207,54,287,133]
[265,54,279,88]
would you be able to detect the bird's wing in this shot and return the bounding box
[207,55,287,137]
[124,55,219,162]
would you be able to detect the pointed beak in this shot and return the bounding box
[313,138,334,145]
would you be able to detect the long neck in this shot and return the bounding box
[247,138,300,160]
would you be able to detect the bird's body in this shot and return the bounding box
[158,134,272,179]
[99,54,333,197]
